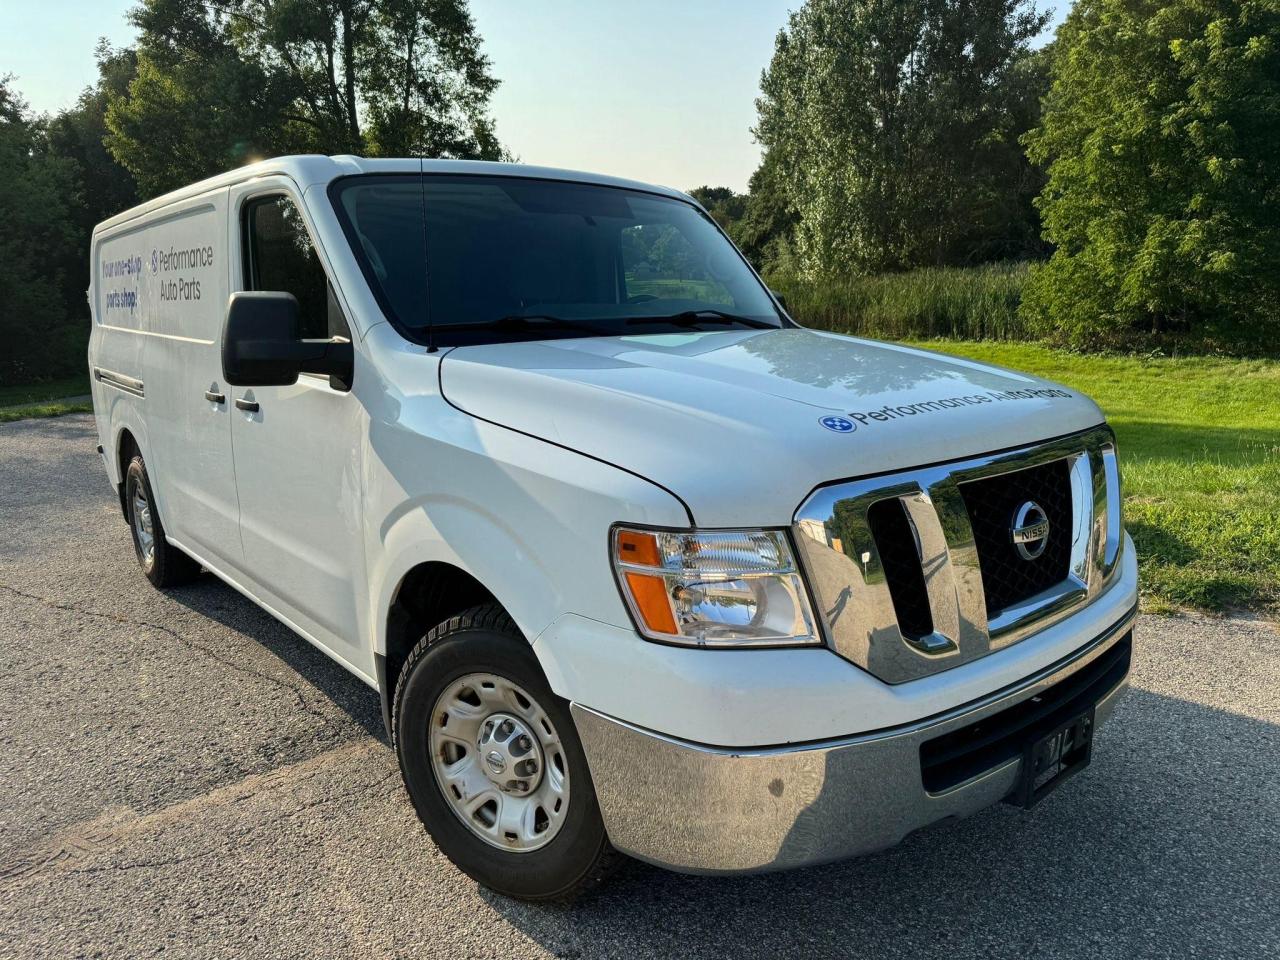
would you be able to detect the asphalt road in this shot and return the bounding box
[1,413,1277,960]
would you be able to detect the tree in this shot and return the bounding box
[730,149,801,275]
[44,45,142,320]
[0,78,82,383]
[755,0,1049,277]
[1021,0,1280,346]
[106,0,503,196]
[688,154,803,277]
[688,186,748,230]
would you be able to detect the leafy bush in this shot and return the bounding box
[771,262,1030,341]
[1021,0,1280,349]
[0,80,86,387]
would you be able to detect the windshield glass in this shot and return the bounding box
[330,174,782,345]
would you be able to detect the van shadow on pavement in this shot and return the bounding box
[479,686,1278,959]
[165,572,387,743]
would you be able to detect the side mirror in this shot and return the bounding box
[222,292,353,390]
[769,288,789,312]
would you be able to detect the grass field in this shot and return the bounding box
[0,375,93,423]
[0,375,89,407]
[0,399,94,423]
[903,341,1280,614]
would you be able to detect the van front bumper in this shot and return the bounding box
[572,607,1134,875]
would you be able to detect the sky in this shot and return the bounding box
[3,0,1068,192]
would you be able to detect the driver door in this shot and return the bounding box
[224,179,370,677]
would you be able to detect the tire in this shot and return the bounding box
[393,603,622,901]
[124,453,202,588]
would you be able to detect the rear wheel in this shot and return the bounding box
[393,604,621,901]
[125,454,201,588]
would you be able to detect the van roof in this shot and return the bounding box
[94,155,695,234]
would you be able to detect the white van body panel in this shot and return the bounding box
[88,158,698,701]
[438,330,1105,527]
[358,321,690,660]
[90,187,243,571]
[218,175,374,672]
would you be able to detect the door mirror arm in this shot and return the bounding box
[308,338,353,391]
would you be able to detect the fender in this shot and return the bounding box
[370,497,570,658]
[364,409,690,706]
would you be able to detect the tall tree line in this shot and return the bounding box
[5,0,1277,385]
[699,0,1051,278]
[111,0,503,196]
[0,80,84,384]
[703,0,1278,348]
[0,0,502,385]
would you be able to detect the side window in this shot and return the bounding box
[243,195,348,340]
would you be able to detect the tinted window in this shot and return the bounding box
[331,175,780,345]
[620,223,733,306]
[243,196,344,340]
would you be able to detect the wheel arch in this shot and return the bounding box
[377,560,504,740]
[114,425,142,521]
[369,490,619,741]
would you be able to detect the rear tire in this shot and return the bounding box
[393,603,622,901]
[125,454,201,588]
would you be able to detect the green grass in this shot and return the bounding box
[0,399,94,423]
[0,375,92,423]
[901,340,1280,614]
[0,375,90,407]
[774,263,1029,341]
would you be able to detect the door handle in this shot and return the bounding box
[235,397,260,413]
[205,390,226,404]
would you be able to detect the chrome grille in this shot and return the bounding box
[792,426,1123,684]
[959,458,1073,617]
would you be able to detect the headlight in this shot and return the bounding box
[611,526,820,647]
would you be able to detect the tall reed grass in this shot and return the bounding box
[770,262,1030,342]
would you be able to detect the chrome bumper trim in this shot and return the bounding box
[573,605,1135,875]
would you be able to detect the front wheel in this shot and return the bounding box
[393,604,621,901]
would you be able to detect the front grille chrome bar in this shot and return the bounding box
[792,426,1123,685]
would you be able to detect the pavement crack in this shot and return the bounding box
[65,850,221,877]
[0,581,347,734]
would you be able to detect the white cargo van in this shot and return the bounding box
[89,156,1136,900]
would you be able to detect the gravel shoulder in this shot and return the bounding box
[2,414,1277,959]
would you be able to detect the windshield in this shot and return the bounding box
[329,174,783,345]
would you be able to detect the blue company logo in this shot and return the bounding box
[819,415,857,434]
[151,249,158,273]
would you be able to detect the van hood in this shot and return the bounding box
[438,328,1104,526]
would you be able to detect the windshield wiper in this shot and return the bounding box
[625,310,778,330]
[444,314,609,335]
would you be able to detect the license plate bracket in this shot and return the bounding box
[1011,707,1096,808]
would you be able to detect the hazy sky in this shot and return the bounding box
[5,0,1067,192]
